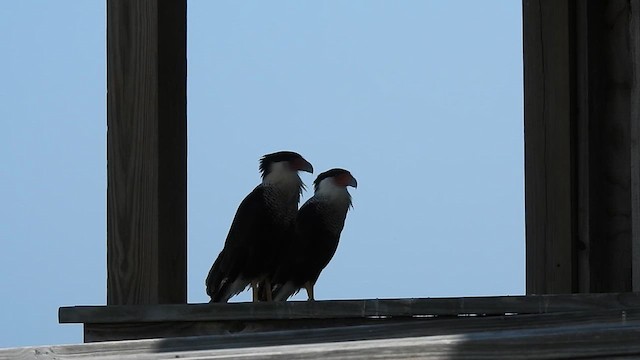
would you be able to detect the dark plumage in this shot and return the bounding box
[206,151,313,302]
[270,168,357,301]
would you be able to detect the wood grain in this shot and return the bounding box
[629,0,640,291]
[80,307,640,343]
[60,293,640,324]
[574,0,592,293]
[523,0,576,295]
[585,0,633,293]
[106,0,187,305]
[573,0,640,293]
[9,308,640,359]
[524,0,640,294]
[83,318,404,342]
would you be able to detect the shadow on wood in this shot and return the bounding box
[7,302,640,359]
[59,293,640,342]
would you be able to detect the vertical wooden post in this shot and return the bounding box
[524,0,577,294]
[525,0,640,294]
[629,0,640,291]
[580,0,633,293]
[574,0,590,293]
[106,0,187,305]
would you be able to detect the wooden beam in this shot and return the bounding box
[59,293,640,341]
[78,309,640,345]
[629,0,640,291]
[59,293,640,323]
[523,0,576,294]
[582,0,633,293]
[16,309,640,358]
[574,0,591,294]
[106,0,187,305]
[524,0,640,294]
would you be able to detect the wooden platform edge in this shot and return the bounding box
[8,310,640,360]
[59,293,640,324]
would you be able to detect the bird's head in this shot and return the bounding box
[313,168,358,194]
[260,151,313,184]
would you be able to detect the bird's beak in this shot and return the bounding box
[296,158,314,174]
[348,175,358,188]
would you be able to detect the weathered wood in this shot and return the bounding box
[574,0,640,292]
[524,0,640,294]
[523,0,576,295]
[584,0,633,293]
[11,309,640,359]
[83,318,407,342]
[80,307,640,343]
[60,294,640,342]
[106,0,187,305]
[575,0,591,294]
[60,293,640,323]
[630,0,640,292]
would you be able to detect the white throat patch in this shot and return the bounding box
[262,161,301,187]
[315,177,352,207]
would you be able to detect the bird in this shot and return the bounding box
[205,151,313,303]
[269,168,357,301]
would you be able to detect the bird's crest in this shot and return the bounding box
[313,168,357,192]
[259,151,312,179]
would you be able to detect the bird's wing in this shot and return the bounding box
[296,200,342,276]
[272,199,341,300]
[206,186,274,301]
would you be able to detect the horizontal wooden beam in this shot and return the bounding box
[60,293,640,324]
[11,308,640,359]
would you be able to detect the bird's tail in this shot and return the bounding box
[272,282,299,302]
[205,256,224,300]
[207,259,251,302]
[207,254,249,303]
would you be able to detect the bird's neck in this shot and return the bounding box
[306,194,351,234]
[314,180,352,210]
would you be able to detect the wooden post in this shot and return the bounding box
[523,0,576,294]
[106,0,187,305]
[629,0,640,291]
[524,0,640,294]
[579,0,633,293]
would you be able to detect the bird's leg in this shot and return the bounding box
[304,281,314,301]
[264,278,273,302]
[251,280,259,303]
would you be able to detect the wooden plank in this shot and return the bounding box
[106,0,187,305]
[630,0,640,292]
[523,0,576,295]
[585,0,633,293]
[83,318,404,342]
[570,0,640,293]
[59,293,640,324]
[574,0,591,294]
[10,309,640,359]
[524,0,640,295]
[80,307,640,343]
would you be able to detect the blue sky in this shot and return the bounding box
[0,1,523,348]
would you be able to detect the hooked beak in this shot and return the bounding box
[296,158,314,174]
[348,175,358,188]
